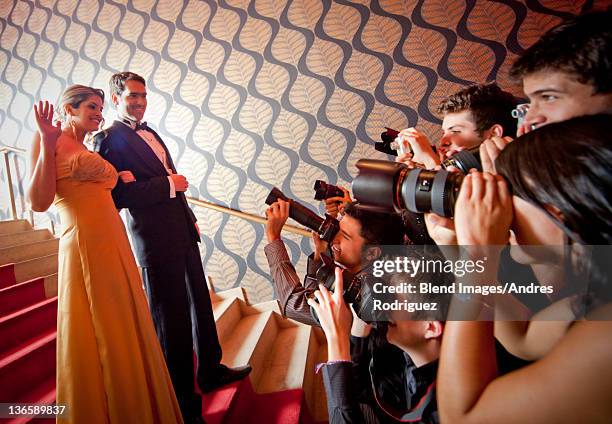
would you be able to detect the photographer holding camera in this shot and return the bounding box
[392,83,517,174]
[308,253,454,424]
[264,199,404,326]
[437,114,612,423]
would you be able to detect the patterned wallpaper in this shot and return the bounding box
[0,0,603,302]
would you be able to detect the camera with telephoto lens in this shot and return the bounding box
[352,159,465,217]
[265,187,340,243]
[440,146,482,174]
[313,180,345,201]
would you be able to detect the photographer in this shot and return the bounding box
[308,253,454,424]
[438,115,612,423]
[394,83,517,173]
[264,200,404,326]
[477,10,612,173]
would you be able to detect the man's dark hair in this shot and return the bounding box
[436,83,517,136]
[109,72,146,97]
[509,10,612,94]
[343,203,404,246]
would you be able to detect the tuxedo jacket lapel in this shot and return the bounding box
[110,121,167,176]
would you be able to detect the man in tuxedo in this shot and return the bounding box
[94,71,251,424]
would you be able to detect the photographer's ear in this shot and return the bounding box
[364,246,381,262]
[484,124,504,139]
[424,321,444,340]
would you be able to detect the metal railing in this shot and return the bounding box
[186,196,311,237]
[1,144,27,220]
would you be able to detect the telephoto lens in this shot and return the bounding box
[313,180,345,201]
[440,147,482,173]
[265,187,341,243]
[352,159,464,217]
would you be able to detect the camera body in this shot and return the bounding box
[308,261,380,325]
[313,180,345,201]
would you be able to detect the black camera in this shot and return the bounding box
[265,187,340,243]
[313,180,345,201]
[440,147,482,173]
[352,159,464,217]
[308,262,380,325]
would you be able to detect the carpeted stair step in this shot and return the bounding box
[0,220,32,236]
[0,238,59,266]
[0,331,56,402]
[0,229,53,249]
[4,374,56,424]
[0,297,58,358]
[0,275,52,316]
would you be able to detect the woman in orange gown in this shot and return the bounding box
[27,85,183,424]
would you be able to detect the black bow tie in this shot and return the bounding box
[123,119,148,131]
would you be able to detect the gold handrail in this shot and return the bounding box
[1,144,27,220]
[186,196,311,238]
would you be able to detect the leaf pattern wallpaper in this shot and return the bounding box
[0,0,606,302]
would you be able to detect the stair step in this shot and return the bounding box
[0,238,59,266]
[202,311,279,424]
[0,263,16,289]
[13,254,58,285]
[0,229,53,249]
[0,277,47,315]
[0,297,58,358]
[312,341,329,423]
[240,300,281,316]
[0,331,56,402]
[257,324,313,393]
[0,220,32,236]
[213,298,243,344]
[221,311,277,372]
[5,376,56,424]
[211,286,246,304]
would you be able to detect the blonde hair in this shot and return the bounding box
[58,84,105,144]
[58,84,105,123]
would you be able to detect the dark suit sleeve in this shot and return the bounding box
[322,362,369,424]
[95,131,174,210]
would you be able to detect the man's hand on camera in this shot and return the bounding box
[397,127,441,169]
[480,136,513,174]
[265,199,290,242]
[324,186,352,218]
[170,174,189,192]
[424,212,457,245]
[311,231,329,262]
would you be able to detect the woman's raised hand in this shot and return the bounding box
[34,101,62,149]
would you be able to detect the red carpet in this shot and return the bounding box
[0,267,312,423]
